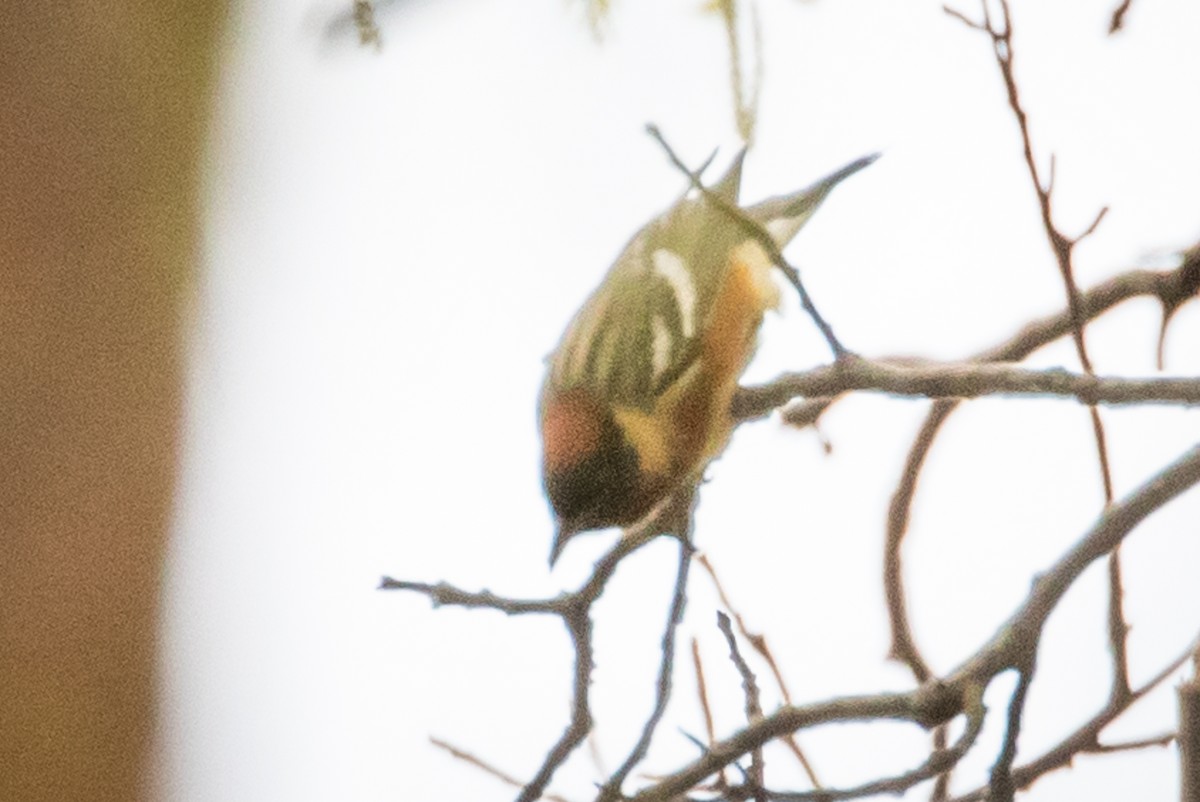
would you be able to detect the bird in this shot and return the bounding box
[539,149,877,566]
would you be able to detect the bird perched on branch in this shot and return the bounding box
[540,149,876,565]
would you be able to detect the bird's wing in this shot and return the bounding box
[548,153,749,409]
[547,151,878,408]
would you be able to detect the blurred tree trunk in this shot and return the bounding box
[0,4,224,800]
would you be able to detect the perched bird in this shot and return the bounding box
[540,150,876,565]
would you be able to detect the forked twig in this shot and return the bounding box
[949,633,1200,801]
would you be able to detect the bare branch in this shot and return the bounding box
[386,118,1200,802]
[929,725,952,802]
[385,266,1200,802]
[947,445,1200,687]
[859,259,1200,696]
[383,491,697,802]
[381,8,1200,801]
[738,699,986,802]
[737,260,1200,425]
[949,633,1199,801]
[868,9,1200,763]
[627,690,950,802]
[626,443,1200,800]
[734,356,1200,419]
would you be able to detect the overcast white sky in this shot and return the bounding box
[162,1,1200,800]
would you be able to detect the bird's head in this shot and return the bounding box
[541,388,652,566]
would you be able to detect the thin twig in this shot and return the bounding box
[715,0,760,145]
[988,664,1036,802]
[884,400,952,682]
[378,580,564,614]
[430,736,574,802]
[698,554,822,787]
[1088,732,1175,753]
[691,639,717,748]
[717,612,766,801]
[601,492,698,800]
[748,0,764,142]
[942,4,986,31]
[948,0,1116,505]
[1109,0,1134,33]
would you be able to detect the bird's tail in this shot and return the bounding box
[745,153,879,248]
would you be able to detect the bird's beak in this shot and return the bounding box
[548,524,575,568]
